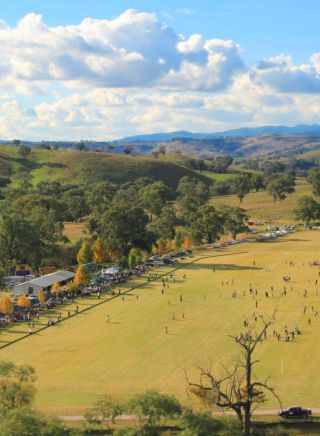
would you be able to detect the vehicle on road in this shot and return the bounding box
[279,406,312,419]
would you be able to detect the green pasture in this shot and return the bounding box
[0,231,320,414]
[0,145,211,189]
[211,177,313,223]
[200,170,237,181]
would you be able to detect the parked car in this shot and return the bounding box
[24,295,40,307]
[279,406,311,419]
[153,261,165,266]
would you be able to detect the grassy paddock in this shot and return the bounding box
[63,221,87,244]
[0,231,320,414]
[211,178,312,223]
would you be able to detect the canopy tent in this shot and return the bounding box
[103,267,120,276]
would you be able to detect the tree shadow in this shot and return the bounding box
[261,238,310,243]
[5,330,28,334]
[46,162,67,169]
[188,263,262,271]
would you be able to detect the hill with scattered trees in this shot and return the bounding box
[0,145,211,189]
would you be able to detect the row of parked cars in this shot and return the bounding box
[257,225,296,242]
[147,250,193,267]
[212,238,248,249]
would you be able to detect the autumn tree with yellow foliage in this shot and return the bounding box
[37,289,46,304]
[74,266,90,286]
[92,238,107,263]
[66,280,77,293]
[0,296,13,314]
[77,239,93,265]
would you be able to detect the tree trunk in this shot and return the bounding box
[243,403,251,436]
[243,352,252,435]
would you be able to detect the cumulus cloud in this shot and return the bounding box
[0,9,320,139]
[253,54,320,93]
[0,10,244,93]
[165,38,245,91]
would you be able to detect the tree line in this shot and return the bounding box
[1,142,317,274]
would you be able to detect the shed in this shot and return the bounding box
[13,270,75,296]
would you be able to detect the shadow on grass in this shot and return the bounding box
[5,330,28,334]
[46,162,67,169]
[261,238,310,244]
[188,263,262,271]
[253,418,320,434]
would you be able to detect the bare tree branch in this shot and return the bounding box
[186,309,281,436]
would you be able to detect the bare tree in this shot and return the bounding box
[186,310,281,436]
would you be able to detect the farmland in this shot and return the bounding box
[211,178,313,223]
[1,230,320,415]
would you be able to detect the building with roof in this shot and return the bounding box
[13,270,75,296]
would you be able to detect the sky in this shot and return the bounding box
[1,1,320,140]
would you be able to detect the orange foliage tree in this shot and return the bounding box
[183,236,192,250]
[51,282,60,294]
[17,294,31,308]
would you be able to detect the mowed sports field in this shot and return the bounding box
[1,231,320,414]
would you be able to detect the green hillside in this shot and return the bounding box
[0,145,212,189]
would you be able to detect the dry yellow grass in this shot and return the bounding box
[0,231,319,414]
[211,178,312,223]
[63,222,87,243]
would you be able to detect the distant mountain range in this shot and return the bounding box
[119,124,320,142]
[2,124,320,159]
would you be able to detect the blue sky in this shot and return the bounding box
[0,1,320,140]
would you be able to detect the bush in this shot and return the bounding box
[181,409,224,435]
[113,429,141,436]
[128,390,182,434]
[0,407,70,436]
[181,409,241,436]
[84,394,123,431]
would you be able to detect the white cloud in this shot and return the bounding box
[165,39,245,91]
[0,11,243,94]
[0,9,320,139]
[252,54,320,93]
[177,34,205,53]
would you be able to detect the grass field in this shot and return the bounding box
[211,178,312,223]
[63,222,87,244]
[0,230,320,414]
[200,170,237,181]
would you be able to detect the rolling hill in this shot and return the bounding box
[0,145,212,189]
